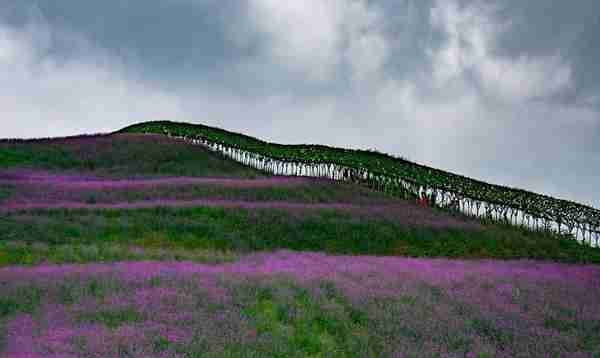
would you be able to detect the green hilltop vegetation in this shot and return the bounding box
[0,132,262,178]
[120,121,599,246]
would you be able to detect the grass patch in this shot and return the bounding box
[543,316,578,333]
[0,285,43,319]
[466,317,515,348]
[1,206,599,265]
[10,181,394,205]
[0,240,239,267]
[0,184,13,204]
[445,332,474,354]
[151,335,173,354]
[581,320,600,353]
[222,276,377,357]
[398,295,418,306]
[0,146,80,170]
[0,134,263,178]
[56,277,127,305]
[0,324,5,353]
[76,306,143,328]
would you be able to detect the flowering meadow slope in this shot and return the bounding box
[1,251,600,357]
[1,129,600,357]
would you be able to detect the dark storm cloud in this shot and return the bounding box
[13,1,253,85]
[1,0,599,207]
[483,0,600,107]
[8,0,600,101]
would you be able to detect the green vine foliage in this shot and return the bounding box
[118,121,600,246]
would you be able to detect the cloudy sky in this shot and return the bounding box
[1,0,599,207]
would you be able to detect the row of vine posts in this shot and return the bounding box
[154,129,599,248]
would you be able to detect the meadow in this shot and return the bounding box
[1,131,600,357]
[1,252,599,357]
[1,206,598,268]
[0,174,397,206]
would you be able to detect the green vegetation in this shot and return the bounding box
[221,277,376,357]
[0,184,13,204]
[1,206,598,266]
[1,269,597,357]
[120,121,600,242]
[0,240,240,266]
[76,306,144,328]
[0,146,80,169]
[0,285,43,319]
[0,134,262,178]
[218,275,600,357]
[2,125,599,357]
[56,277,127,305]
[9,180,394,205]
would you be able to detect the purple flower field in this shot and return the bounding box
[0,169,306,187]
[0,169,480,229]
[2,133,600,357]
[1,250,599,357]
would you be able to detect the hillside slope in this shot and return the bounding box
[0,133,263,178]
[1,132,599,265]
[1,130,600,357]
[120,121,600,248]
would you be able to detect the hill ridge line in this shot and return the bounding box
[118,121,599,248]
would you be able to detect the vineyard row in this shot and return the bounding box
[120,121,600,248]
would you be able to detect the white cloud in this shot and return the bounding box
[428,0,573,102]
[0,20,185,139]
[477,55,572,102]
[0,27,26,65]
[345,30,388,83]
[246,0,341,82]
[245,0,388,84]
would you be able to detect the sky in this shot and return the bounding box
[1,0,599,208]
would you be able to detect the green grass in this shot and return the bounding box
[0,184,13,204]
[220,277,376,357]
[10,180,394,205]
[218,276,560,357]
[0,240,240,266]
[0,285,43,319]
[76,306,144,329]
[0,146,80,169]
[56,277,129,306]
[0,134,262,178]
[1,206,598,266]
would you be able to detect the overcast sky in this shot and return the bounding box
[1,0,599,207]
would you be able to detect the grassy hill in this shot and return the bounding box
[119,121,600,248]
[1,127,599,357]
[0,133,262,178]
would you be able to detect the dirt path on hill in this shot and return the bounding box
[0,199,481,229]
